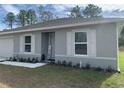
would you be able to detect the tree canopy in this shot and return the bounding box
[4,12,15,29]
[3,4,103,30]
[70,5,82,18]
[38,5,54,22]
[83,4,102,18]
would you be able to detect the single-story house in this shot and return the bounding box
[0,17,124,71]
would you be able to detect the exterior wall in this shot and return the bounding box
[55,30,67,55]
[9,22,118,70]
[13,32,42,59]
[55,23,117,58]
[95,23,117,58]
[55,23,118,70]
[13,34,20,53]
[55,56,117,70]
[0,34,14,58]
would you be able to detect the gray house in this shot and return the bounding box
[0,17,123,71]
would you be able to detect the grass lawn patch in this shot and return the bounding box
[0,52,124,88]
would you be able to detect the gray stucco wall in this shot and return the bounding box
[13,32,42,59]
[55,56,117,70]
[55,30,67,55]
[54,23,118,70]
[34,32,41,54]
[13,34,20,53]
[10,22,118,70]
[55,23,117,58]
[95,23,117,58]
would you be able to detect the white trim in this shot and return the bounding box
[0,36,13,39]
[87,30,96,57]
[20,33,35,54]
[72,29,88,56]
[55,55,117,60]
[0,19,124,35]
[71,28,96,57]
[14,53,41,56]
[116,22,124,71]
[74,32,88,56]
[66,31,72,56]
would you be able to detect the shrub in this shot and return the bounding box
[61,60,66,66]
[94,67,103,71]
[106,66,113,72]
[35,57,39,63]
[9,57,13,61]
[57,60,61,65]
[49,59,55,64]
[74,63,80,68]
[41,54,45,61]
[20,57,24,62]
[23,58,27,62]
[85,63,90,70]
[13,57,17,62]
[32,58,36,63]
[67,61,72,67]
[27,58,31,63]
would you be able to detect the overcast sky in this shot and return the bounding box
[1,4,124,30]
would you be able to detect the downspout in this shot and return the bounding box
[116,22,124,72]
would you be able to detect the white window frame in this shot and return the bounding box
[24,35,32,53]
[74,31,88,56]
[20,33,35,54]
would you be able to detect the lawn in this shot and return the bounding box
[0,52,124,88]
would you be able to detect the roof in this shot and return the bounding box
[0,17,124,35]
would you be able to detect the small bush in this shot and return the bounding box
[35,57,39,63]
[41,54,45,61]
[67,61,72,67]
[57,60,61,65]
[9,57,13,61]
[106,66,113,72]
[85,63,90,70]
[23,58,27,62]
[27,58,31,63]
[50,59,55,64]
[94,67,103,71]
[20,57,24,62]
[61,60,66,66]
[13,57,17,62]
[32,58,36,63]
[74,63,80,68]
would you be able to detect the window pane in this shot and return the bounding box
[25,36,31,43]
[75,32,87,42]
[25,45,31,52]
[75,44,87,55]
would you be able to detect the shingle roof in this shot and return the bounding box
[0,17,124,34]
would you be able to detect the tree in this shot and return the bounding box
[83,4,102,18]
[16,10,28,26]
[27,9,37,25]
[38,5,54,22]
[4,12,15,29]
[70,5,82,18]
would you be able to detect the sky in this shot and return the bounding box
[1,4,124,30]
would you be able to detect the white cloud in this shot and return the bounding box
[97,4,124,11]
[1,4,19,15]
[52,4,76,12]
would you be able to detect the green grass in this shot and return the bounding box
[0,52,124,88]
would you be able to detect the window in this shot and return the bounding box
[75,32,87,55]
[24,36,31,52]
